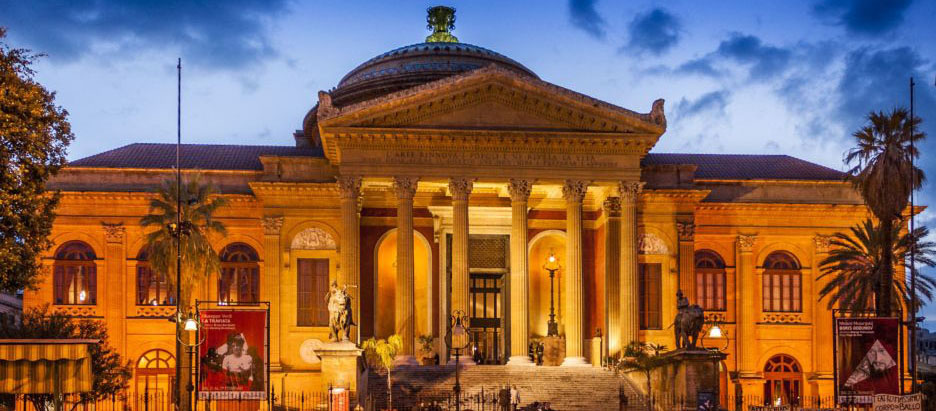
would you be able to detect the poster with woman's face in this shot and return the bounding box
[198,310,267,400]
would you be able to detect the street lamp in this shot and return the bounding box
[543,251,560,337]
[446,310,471,411]
[176,310,206,411]
[701,320,729,351]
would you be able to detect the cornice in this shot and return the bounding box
[695,179,851,186]
[697,202,868,214]
[249,182,341,196]
[640,189,710,202]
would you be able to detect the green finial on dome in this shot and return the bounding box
[426,6,458,43]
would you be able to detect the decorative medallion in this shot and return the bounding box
[638,233,669,255]
[299,338,324,364]
[291,228,337,250]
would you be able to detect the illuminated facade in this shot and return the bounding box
[23,16,870,404]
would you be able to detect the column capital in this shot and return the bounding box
[562,179,589,202]
[393,176,419,199]
[814,234,833,253]
[448,177,475,201]
[618,181,645,201]
[102,222,125,243]
[262,216,285,236]
[676,221,695,242]
[507,178,533,202]
[336,175,362,199]
[603,197,622,217]
[737,234,756,252]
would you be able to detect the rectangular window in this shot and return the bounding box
[219,265,260,304]
[762,271,802,313]
[695,270,726,311]
[54,264,96,305]
[297,258,330,326]
[639,263,662,329]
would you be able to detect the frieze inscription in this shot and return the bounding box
[374,151,619,169]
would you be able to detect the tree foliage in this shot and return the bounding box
[0,305,131,411]
[0,27,74,293]
[819,219,936,314]
[845,108,926,315]
[362,335,403,411]
[615,341,671,411]
[140,175,227,306]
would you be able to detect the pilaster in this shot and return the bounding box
[736,234,757,375]
[677,220,696,302]
[338,176,362,343]
[812,235,834,379]
[102,223,126,356]
[261,215,284,369]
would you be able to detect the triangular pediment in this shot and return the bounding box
[317,65,666,135]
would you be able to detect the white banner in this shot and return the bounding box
[872,393,923,411]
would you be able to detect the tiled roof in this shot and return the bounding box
[642,153,846,181]
[69,144,846,181]
[68,143,324,171]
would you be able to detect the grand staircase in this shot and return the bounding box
[363,364,645,410]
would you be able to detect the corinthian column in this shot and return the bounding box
[736,234,756,375]
[619,182,643,348]
[394,176,419,359]
[449,178,474,319]
[507,179,534,366]
[562,179,589,366]
[338,176,362,343]
[602,197,622,356]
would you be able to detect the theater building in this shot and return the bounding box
[23,10,868,405]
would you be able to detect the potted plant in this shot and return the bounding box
[362,335,403,411]
[417,334,436,365]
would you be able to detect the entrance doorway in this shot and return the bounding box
[135,349,175,411]
[763,354,802,406]
[470,272,505,364]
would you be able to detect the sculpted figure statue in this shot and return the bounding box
[326,281,355,342]
[674,290,704,349]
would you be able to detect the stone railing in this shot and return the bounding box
[134,305,176,318]
[52,305,98,317]
[760,312,805,324]
[704,311,727,323]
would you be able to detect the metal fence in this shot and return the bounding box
[2,391,342,411]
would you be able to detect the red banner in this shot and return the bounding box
[836,317,900,405]
[198,310,267,400]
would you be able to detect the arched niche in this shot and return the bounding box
[528,230,567,338]
[373,228,433,340]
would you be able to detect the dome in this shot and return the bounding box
[329,42,538,107]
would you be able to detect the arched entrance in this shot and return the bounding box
[374,229,432,341]
[528,231,567,339]
[763,354,802,406]
[135,349,175,411]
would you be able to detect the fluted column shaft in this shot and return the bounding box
[619,182,643,348]
[603,198,622,356]
[507,179,533,365]
[338,176,362,343]
[562,180,589,366]
[449,178,474,318]
[261,216,284,368]
[394,177,419,357]
[677,221,696,302]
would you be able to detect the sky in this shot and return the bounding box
[2,0,936,319]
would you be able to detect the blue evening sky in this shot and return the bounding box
[2,0,936,321]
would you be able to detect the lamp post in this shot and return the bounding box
[544,252,560,337]
[446,310,471,411]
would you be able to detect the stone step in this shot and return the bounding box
[364,364,647,411]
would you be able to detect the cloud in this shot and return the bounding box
[716,33,792,80]
[674,58,723,78]
[674,90,731,119]
[813,0,914,36]
[568,0,606,39]
[624,8,681,55]
[0,0,288,70]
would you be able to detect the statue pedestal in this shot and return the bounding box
[317,340,363,393]
[653,349,727,410]
[542,335,566,366]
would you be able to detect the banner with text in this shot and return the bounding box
[872,393,922,411]
[198,310,268,400]
[835,317,899,405]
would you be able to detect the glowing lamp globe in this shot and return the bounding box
[708,324,723,339]
[183,317,199,332]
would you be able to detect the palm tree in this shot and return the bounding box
[616,341,671,411]
[845,108,925,316]
[139,176,227,305]
[818,219,936,314]
[362,335,403,411]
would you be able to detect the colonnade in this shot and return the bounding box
[337,176,643,364]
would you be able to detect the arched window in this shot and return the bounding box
[763,354,802,406]
[695,250,726,311]
[135,349,175,410]
[762,252,802,313]
[219,243,260,304]
[136,248,175,306]
[53,241,97,305]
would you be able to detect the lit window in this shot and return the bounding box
[135,248,175,306]
[639,263,662,329]
[218,243,260,304]
[53,242,97,305]
[762,252,802,313]
[695,250,726,311]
